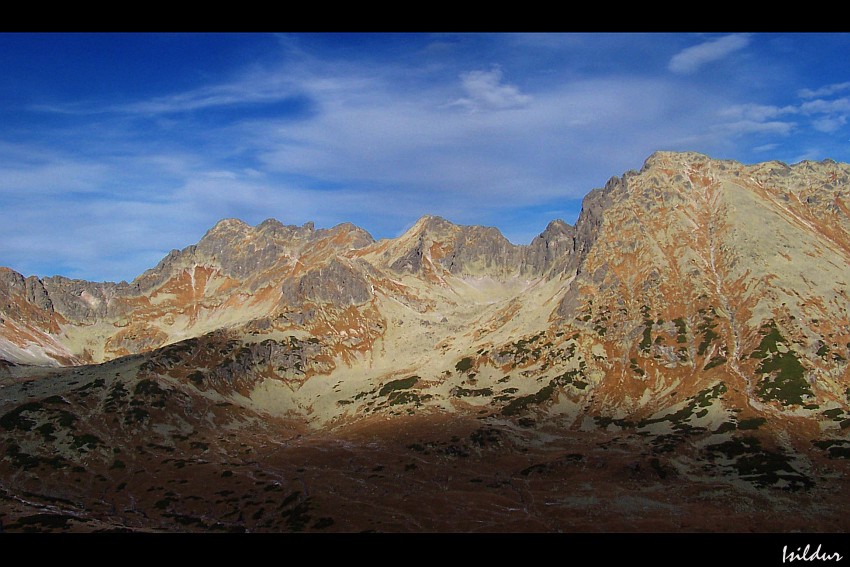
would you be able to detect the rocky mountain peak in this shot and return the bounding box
[214,217,250,229]
[255,218,288,233]
[324,222,374,247]
[404,215,457,238]
[193,218,359,279]
[641,149,718,171]
[381,215,527,278]
[199,217,254,245]
[524,219,576,276]
[541,218,570,233]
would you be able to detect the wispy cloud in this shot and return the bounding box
[715,103,796,137]
[799,97,850,115]
[798,81,850,99]
[713,120,795,137]
[0,159,110,195]
[718,103,797,122]
[668,34,751,74]
[799,97,850,132]
[120,77,302,115]
[810,116,847,133]
[752,143,780,153]
[451,66,532,112]
[716,83,850,138]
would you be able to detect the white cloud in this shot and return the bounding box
[119,73,301,115]
[668,34,751,74]
[714,103,797,137]
[719,103,797,122]
[719,94,850,138]
[713,120,795,137]
[799,97,850,115]
[798,81,850,99]
[451,66,532,112]
[796,97,850,133]
[812,116,847,133]
[203,170,239,180]
[752,143,780,153]
[0,159,110,195]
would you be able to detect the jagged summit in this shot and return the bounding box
[408,214,456,231]
[642,149,845,176]
[3,150,848,367]
[206,217,251,233]
[641,149,718,169]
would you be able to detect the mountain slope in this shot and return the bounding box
[2,150,850,532]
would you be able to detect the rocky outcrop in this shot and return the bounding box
[442,224,526,277]
[522,219,576,276]
[40,276,136,324]
[135,218,376,290]
[387,215,532,278]
[24,276,53,312]
[196,218,305,279]
[133,247,196,293]
[280,258,372,307]
[133,218,309,287]
[0,269,56,331]
[571,174,626,271]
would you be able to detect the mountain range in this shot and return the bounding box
[1,150,850,532]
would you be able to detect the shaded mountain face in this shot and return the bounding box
[2,151,850,533]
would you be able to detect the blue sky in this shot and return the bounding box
[2,32,850,282]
